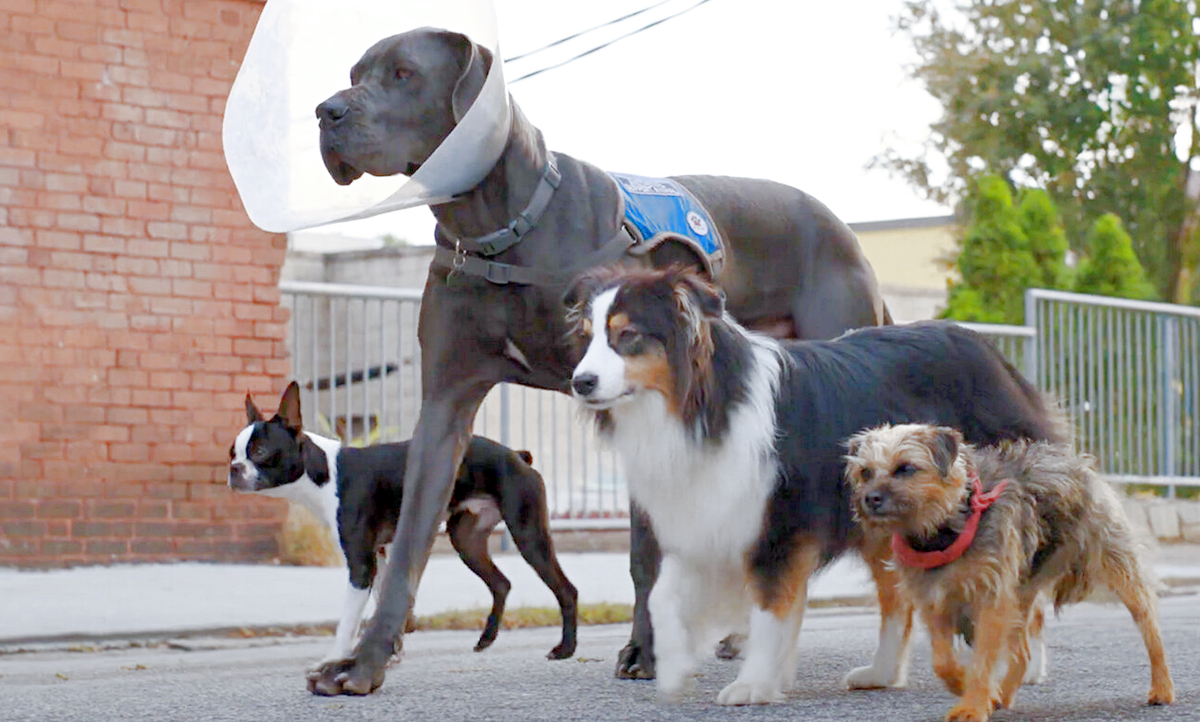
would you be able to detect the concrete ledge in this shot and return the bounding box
[1123,497,1200,543]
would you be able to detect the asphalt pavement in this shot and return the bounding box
[1,594,1196,722]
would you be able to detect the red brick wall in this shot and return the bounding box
[0,0,291,567]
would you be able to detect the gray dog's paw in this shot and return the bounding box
[615,641,656,679]
[306,658,385,696]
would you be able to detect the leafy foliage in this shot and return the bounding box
[1075,213,1157,299]
[878,0,1200,303]
[941,175,1039,324]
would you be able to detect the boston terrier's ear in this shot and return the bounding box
[299,436,329,486]
[277,381,304,434]
[245,393,264,424]
[517,450,533,465]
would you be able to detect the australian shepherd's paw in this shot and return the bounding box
[843,663,904,690]
[716,679,784,705]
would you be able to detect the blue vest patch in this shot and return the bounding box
[609,172,725,276]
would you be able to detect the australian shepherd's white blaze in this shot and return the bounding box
[566,265,1064,705]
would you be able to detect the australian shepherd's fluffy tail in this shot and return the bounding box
[565,265,1063,705]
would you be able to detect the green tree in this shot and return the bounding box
[1075,213,1157,299]
[876,0,1200,304]
[941,175,1039,324]
[1018,188,1071,290]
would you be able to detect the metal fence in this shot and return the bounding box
[1024,289,1200,494]
[280,281,625,527]
[281,281,1199,525]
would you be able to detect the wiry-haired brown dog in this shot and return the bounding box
[844,423,1174,722]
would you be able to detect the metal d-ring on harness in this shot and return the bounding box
[434,153,637,287]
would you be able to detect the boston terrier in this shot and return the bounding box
[228,381,578,666]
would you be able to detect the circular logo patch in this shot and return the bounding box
[686,211,710,236]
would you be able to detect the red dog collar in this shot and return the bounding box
[891,470,1008,570]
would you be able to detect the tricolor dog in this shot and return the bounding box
[566,266,1063,704]
[228,382,578,671]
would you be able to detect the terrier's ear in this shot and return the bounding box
[844,431,865,460]
[517,450,533,465]
[929,426,963,478]
[299,436,330,486]
[277,381,304,434]
[245,393,263,424]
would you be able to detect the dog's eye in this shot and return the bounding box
[858,468,873,481]
[894,463,917,477]
[617,328,641,345]
[394,67,412,81]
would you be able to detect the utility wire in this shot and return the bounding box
[507,0,717,84]
[504,0,677,63]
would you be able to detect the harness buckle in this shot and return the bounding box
[484,262,511,285]
[450,239,466,277]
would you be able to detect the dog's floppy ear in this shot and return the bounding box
[563,270,602,311]
[245,393,263,424]
[517,450,533,465]
[844,430,866,460]
[444,31,491,123]
[277,381,304,434]
[929,426,963,478]
[299,435,330,486]
[673,268,725,320]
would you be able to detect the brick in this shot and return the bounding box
[3,521,46,537]
[41,540,83,556]
[0,502,36,519]
[37,500,82,519]
[73,520,133,537]
[131,539,173,555]
[86,540,129,556]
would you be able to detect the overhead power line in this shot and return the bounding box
[506,0,717,84]
[504,0,677,64]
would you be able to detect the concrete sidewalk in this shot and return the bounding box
[2,545,1197,645]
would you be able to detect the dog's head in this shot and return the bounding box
[228,381,331,495]
[843,423,969,537]
[563,265,724,416]
[314,28,492,185]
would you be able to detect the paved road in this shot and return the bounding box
[1,596,1196,722]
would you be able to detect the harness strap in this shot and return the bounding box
[449,155,562,257]
[891,469,1009,570]
[433,225,637,287]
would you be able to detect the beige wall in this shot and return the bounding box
[853,219,959,292]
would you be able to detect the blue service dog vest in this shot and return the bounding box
[609,172,726,278]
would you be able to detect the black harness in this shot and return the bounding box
[431,153,636,287]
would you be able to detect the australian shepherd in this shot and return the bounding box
[565,265,1063,705]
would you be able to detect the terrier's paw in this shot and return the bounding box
[1148,681,1175,706]
[717,679,784,705]
[945,702,991,722]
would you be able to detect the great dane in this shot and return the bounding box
[307,27,890,695]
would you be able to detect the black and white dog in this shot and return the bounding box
[566,266,1062,704]
[228,382,578,666]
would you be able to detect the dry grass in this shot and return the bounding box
[412,603,633,632]
[276,504,341,567]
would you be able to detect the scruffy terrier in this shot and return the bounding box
[844,423,1174,722]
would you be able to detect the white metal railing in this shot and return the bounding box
[279,281,626,527]
[281,281,1199,526]
[1025,289,1200,496]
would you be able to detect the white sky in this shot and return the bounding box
[293,0,951,249]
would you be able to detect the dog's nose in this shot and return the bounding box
[572,373,598,397]
[864,490,886,512]
[316,97,350,124]
[228,463,245,486]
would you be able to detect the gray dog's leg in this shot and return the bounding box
[617,503,661,678]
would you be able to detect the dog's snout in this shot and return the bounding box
[316,96,350,124]
[572,373,599,397]
[864,490,887,512]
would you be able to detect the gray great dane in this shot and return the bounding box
[308,27,892,695]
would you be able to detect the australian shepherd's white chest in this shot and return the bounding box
[568,267,805,705]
